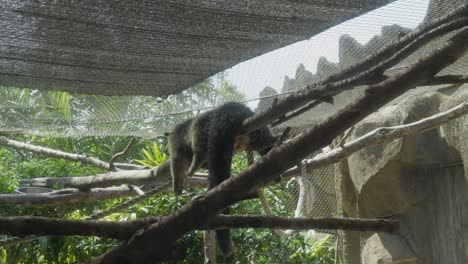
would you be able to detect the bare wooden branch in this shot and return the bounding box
[88,24,468,264]
[242,11,468,133]
[271,100,324,128]
[21,160,207,190]
[0,136,143,171]
[17,102,466,208]
[0,186,138,206]
[109,137,137,171]
[21,168,159,189]
[86,182,171,220]
[211,215,399,233]
[426,74,468,85]
[282,102,468,179]
[0,215,398,240]
[325,5,468,83]
[0,216,158,240]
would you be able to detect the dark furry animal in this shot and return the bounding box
[167,102,277,257]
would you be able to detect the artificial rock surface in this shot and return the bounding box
[338,84,467,264]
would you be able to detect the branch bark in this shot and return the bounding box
[0,215,398,240]
[242,10,468,133]
[426,74,468,85]
[15,102,466,207]
[87,24,468,264]
[0,186,138,206]
[281,102,468,179]
[0,136,143,171]
[20,161,207,190]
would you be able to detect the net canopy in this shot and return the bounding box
[0,0,393,97]
[0,0,466,140]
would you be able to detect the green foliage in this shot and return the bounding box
[134,142,167,168]
[0,76,335,263]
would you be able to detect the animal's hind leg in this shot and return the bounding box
[186,128,207,176]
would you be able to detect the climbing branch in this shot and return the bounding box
[15,102,467,207]
[281,102,468,179]
[0,136,143,171]
[0,186,138,206]
[20,161,207,190]
[324,4,468,83]
[0,215,398,240]
[426,74,468,85]
[0,216,159,240]
[87,25,468,264]
[242,8,468,132]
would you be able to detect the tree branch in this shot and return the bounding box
[0,216,158,240]
[426,74,468,85]
[0,136,143,171]
[0,215,398,240]
[0,186,138,206]
[20,161,207,190]
[109,137,137,171]
[242,9,468,133]
[281,102,468,179]
[17,102,466,207]
[88,24,468,264]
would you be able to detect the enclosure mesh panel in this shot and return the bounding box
[0,0,466,257]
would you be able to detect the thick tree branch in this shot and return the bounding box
[88,25,468,264]
[426,74,468,85]
[281,102,468,179]
[211,215,398,233]
[0,136,143,171]
[0,186,137,206]
[20,161,207,190]
[0,215,398,240]
[242,10,468,133]
[324,4,468,83]
[0,216,158,240]
[17,103,466,207]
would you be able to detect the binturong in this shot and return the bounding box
[167,102,278,257]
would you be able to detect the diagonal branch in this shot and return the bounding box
[0,186,139,206]
[0,136,143,171]
[17,102,467,206]
[87,25,468,264]
[426,74,468,86]
[20,161,207,190]
[325,4,468,83]
[242,8,468,133]
[281,102,468,179]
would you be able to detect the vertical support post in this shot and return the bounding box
[204,230,217,264]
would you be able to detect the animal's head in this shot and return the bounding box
[246,127,277,155]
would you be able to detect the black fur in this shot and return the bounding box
[168,102,277,256]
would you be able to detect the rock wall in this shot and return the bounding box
[256,1,467,262]
[337,85,468,264]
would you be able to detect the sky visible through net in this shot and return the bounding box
[0,0,433,139]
